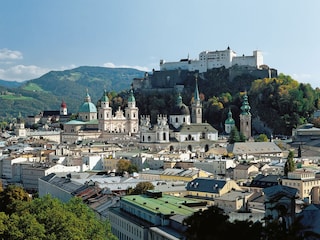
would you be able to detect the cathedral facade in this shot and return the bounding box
[98,89,139,137]
[62,89,139,143]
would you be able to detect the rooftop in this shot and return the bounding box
[121,194,200,216]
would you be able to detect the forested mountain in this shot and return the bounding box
[0,79,23,88]
[0,66,145,117]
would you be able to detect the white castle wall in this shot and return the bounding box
[160,47,263,73]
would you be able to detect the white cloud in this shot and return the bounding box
[0,65,50,82]
[0,48,23,61]
[103,62,149,72]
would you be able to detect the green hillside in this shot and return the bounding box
[0,66,145,117]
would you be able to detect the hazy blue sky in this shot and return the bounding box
[1,0,319,87]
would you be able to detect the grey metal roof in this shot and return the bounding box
[186,178,227,194]
[227,142,282,155]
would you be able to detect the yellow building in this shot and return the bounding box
[160,168,212,182]
[102,158,120,172]
[185,178,242,205]
[282,170,320,203]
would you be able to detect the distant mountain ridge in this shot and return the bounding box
[0,79,24,88]
[0,66,145,117]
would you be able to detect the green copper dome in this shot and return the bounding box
[171,93,190,115]
[78,91,97,113]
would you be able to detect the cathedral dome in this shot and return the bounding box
[171,104,190,115]
[79,102,97,113]
[170,94,190,115]
[78,92,97,113]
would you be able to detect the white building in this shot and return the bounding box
[22,163,81,190]
[2,157,28,180]
[140,80,218,143]
[194,158,236,175]
[98,89,139,136]
[160,47,263,73]
[62,89,139,142]
[140,115,170,143]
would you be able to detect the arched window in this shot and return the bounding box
[163,132,166,140]
[176,117,178,123]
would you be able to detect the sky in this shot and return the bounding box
[0,0,320,88]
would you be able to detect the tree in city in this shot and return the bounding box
[284,150,296,176]
[117,159,138,174]
[255,134,269,142]
[228,126,246,143]
[183,205,262,240]
[127,181,154,195]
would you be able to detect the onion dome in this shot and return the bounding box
[100,90,109,103]
[225,108,235,125]
[61,100,67,108]
[128,88,135,102]
[240,92,251,115]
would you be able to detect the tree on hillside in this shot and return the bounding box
[284,150,296,176]
[0,185,31,215]
[250,75,317,135]
[0,192,116,240]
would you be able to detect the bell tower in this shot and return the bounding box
[239,92,251,139]
[191,75,202,124]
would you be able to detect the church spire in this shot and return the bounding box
[194,74,200,104]
[191,74,202,124]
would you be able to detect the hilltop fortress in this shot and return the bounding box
[160,46,263,73]
[133,46,277,91]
